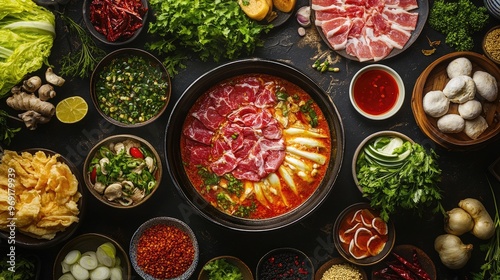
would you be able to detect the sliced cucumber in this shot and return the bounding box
[377,137,404,155]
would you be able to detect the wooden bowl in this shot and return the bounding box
[315,257,367,280]
[371,244,436,280]
[411,51,500,150]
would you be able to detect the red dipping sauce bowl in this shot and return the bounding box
[349,64,405,120]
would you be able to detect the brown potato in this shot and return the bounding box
[239,0,270,21]
[273,0,296,13]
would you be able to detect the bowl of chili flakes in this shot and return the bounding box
[129,216,199,280]
[83,0,148,46]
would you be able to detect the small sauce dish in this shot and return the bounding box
[349,64,405,120]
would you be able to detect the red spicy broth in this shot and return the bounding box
[353,69,399,116]
[180,74,332,219]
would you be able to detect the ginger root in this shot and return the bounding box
[7,92,55,117]
[6,68,65,129]
[18,110,52,130]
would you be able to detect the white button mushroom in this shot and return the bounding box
[104,183,123,201]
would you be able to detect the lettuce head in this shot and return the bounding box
[0,0,55,97]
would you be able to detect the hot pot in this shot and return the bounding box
[165,58,345,231]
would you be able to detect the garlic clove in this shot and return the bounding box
[434,234,473,269]
[296,6,311,27]
[444,207,474,236]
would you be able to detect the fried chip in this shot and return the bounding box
[0,150,81,240]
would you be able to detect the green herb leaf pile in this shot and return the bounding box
[203,258,244,280]
[356,137,443,222]
[147,0,271,76]
[428,0,490,51]
[0,255,37,280]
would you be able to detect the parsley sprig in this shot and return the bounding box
[147,0,271,76]
[428,0,489,51]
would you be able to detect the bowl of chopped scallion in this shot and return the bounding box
[199,256,254,280]
[90,48,171,127]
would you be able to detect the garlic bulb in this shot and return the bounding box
[434,234,473,269]
[444,207,474,235]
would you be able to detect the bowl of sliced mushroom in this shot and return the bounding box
[83,134,162,209]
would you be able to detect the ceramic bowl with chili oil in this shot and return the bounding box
[349,64,405,120]
[333,202,395,266]
[256,247,314,279]
[90,48,171,128]
[129,216,199,280]
[83,0,148,45]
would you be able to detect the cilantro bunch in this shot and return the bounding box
[356,142,443,222]
[147,0,271,76]
[428,0,489,51]
[203,258,243,280]
[0,255,37,280]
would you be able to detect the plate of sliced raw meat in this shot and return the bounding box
[311,0,428,62]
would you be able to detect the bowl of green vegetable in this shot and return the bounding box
[352,130,443,222]
[90,48,171,127]
[83,134,162,209]
[352,130,414,193]
[53,232,131,280]
[199,256,254,280]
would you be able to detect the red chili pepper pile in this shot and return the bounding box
[136,224,195,278]
[89,0,147,42]
[373,249,431,280]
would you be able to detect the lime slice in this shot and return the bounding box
[96,242,116,267]
[56,96,88,123]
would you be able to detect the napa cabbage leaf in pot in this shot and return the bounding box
[0,0,56,97]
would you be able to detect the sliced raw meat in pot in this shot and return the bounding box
[255,84,277,108]
[209,85,236,116]
[191,95,225,131]
[232,76,260,104]
[183,117,214,145]
[185,139,211,165]
[211,150,239,176]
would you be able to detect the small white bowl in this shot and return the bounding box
[349,64,405,120]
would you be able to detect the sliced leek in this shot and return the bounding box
[286,146,327,165]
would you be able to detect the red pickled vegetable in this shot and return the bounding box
[392,252,431,280]
[90,167,97,183]
[89,0,147,42]
[129,147,144,158]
